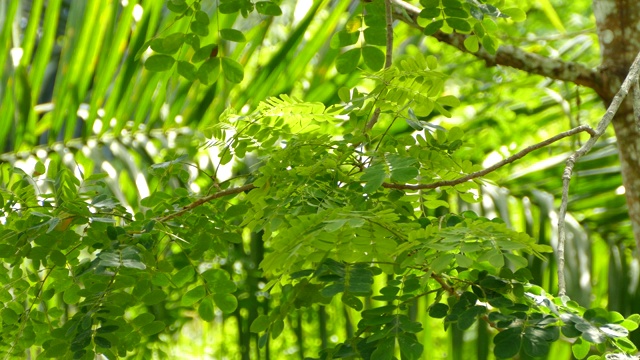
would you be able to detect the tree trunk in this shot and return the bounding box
[593,0,640,249]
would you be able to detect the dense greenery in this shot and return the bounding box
[1,0,639,359]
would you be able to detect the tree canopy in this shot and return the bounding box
[1,0,640,359]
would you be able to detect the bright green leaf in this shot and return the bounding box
[250,315,270,333]
[423,20,444,35]
[220,28,246,42]
[173,266,195,287]
[464,35,479,52]
[336,48,361,74]
[446,18,471,32]
[361,163,386,193]
[139,321,165,336]
[362,46,385,71]
[572,338,590,359]
[255,1,283,16]
[144,55,175,72]
[214,293,238,314]
[181,285,206,307]
[502,8,527,22]
[221,57,244,83]
[199,297,215,322]
[177,61,197,81]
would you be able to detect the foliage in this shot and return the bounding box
[0,0,638,359]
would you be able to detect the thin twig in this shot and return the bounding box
[364,0,395,132]
[634,78,640,132]
[557,50,640,297]
[382,125,595,191]
[157,183,255,223]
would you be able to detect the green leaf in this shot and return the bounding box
[371,337,394,359]
[195,10,210,25]
[34,161,46,176]
[139,321,165,336]
[192,44,217,63]
[255,1,282,16]
[424,20,444,35]
[342,293,363,311]
[398,334,423,360]
[177,61,197,81]
[430,253,454,272]
[335,48,361,74]
[364,27,386,46]
[202,269,237,293]
[455,253,473,267]
[482,35,497,54]
[1,308,18,324]
[429,303,449,318]
[198,58,222,84]
[390,167,418,182]
[600,323,628,338]
[502,8,526,22]
[361,163,386,193]
[250,315,270,333]
[94,336,111,349]
[219,1,240,14]
[144,55,175,72]
[444,8,468,18]
[220,28,246,42]
[330,30,360,49]
[362,46,385,71]
[213,293,238,314]
[142,289,166,305]
[523,329,551,357]
[0,245,12,258]
[199,297,215,322]
[63,284,81,305]
[504,253,528,269]
[221,57,244,83]
[420,8,441,19]
[572,338,590,359]
[620,319,639,331]
[494,327,522,358]
[181,285,206,307]
[167,0,188,13]
[173,266,195,287]
[49,250,66,267]
[132,313,155,327]
[446,18,471,32]
[151,33,185,54]
[463,35,479,52]
[190,21,209,37]
[96,325,119,334]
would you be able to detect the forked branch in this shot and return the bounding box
[556,50,640,296]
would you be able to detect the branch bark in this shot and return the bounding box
[556,50,640,296]
[382,125,595,191]
[157,183,256,223]
[390,0,602,93]
[365,0,395,132]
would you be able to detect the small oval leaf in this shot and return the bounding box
[220,28,246,42]
[221,57,244,83]
[144,55,175,72]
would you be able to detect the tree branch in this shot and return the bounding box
[157,183,256,223]
[556,49,640,296]
[382,125,595,191]
[390,0,602,93]
[365,0,395,132]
